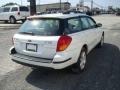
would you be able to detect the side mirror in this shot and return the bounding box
[96,23,102,27]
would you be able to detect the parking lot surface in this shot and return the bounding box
[0,14,120,90]
[0,21,21,30]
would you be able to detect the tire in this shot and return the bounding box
[21,19,26,23]
[71,47,87,73]
[97,34,104,48]
[4,20,8,23]
[10,17,16,24]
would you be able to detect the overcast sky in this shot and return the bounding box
[0,0,120,8]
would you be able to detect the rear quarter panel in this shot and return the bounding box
[64,31,88,63]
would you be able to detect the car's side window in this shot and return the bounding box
[66,18,82,34]
[11,7,18,12]
[87,17,96,28]
[81,17,90,30]
[0,8,3,13]
[3,7,10,12]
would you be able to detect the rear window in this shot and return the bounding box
[20,6,29,11]
[18,19,61,36]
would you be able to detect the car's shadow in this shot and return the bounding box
[26,43,120,90]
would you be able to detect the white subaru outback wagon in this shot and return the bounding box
[10,13,104,72]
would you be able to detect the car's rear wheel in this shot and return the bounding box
[97,34,104,48]
[10,17,16,24]
[21,19,26,23]
[71,47,87,73]
[4,20,8,23]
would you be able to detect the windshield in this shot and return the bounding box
[18,19,61,36]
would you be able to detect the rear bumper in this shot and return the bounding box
[11,54,72,69]
[10,47,73,69]
[15,16,27,20]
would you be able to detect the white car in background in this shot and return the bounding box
[0,5,30,23]
[10,14,104,73]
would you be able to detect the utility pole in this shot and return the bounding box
[79,0,81,11]
[39,0,40,12]
[30,0,36,15]
[60,0,62,12]
[91,0,93,15]
[91,0,93,11]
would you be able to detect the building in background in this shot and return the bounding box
[34,2,71,13]
[76,4,90,12]
[92,7,101,15]
[108,6,115,13]
[70,7,77,11]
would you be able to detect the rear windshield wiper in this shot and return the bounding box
[19,32,35,35]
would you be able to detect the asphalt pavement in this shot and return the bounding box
[0,14,120,90]
[0,21,21,30]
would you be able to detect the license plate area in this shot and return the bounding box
[26,43,37,52]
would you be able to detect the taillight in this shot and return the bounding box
[56,35,72,52]
[17,12,20,15]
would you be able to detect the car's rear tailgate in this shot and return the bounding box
[20,11,30,17]
[13,34,60,59]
